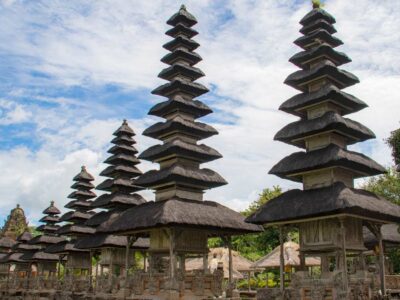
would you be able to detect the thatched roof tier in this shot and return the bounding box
[56,224,96,236]
[65,199,93,210]
[0,237,16,250]
[114,121,135,136]
[2,252,26,263]
[139,139,222,163]
[85,210,120,227]
[111,135,135,145]
[108,144,138,155]
[17,232,33,242]
[13,243,41,251]
[91,192,146,210]
[97,198,262,235]
[165,23,198,38]
[300,19,336,35]
[143,116,217,141]
[45,240,88,254]
[251,242,320,269]
[363,224,400,250]
[100,165,142,178]
[300,7,335,25]
[284,61,359,92]
[73,166,94,181]
[159,63,204,81]
[96,178,142,193]
[67,189,96,200]
[246,182,400,225]
[167,5,197,27]
[39,215,59,223]
[294,29,343,49]
[36,224,59,233]
[103,153,140,166]
[289,44,351,68]
[274,111,375,148]
[163,35,200,52]
[161,48,202,66]
[270,144,385,182]
[28,235,65,245]
[59,210,95,222]
[186,247,253,279]
[21,251,59,262]
[149,96,212,119]
[279,85,367,117]
[42,201,61,215]
[152,78,208,98]
[75,233,149,250]
[135,163,227,189]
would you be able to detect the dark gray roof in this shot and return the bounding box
[149,96,212,119]
[42,201,61,215]
[21,251,59,262]
[28,235,65,245]
[165,23,198,38]
[0,237,16,249]
[285,61,359,92]
[56,224,96,236]
[100,165,141,177]
[274,111,375,148]
[91,192,146,209]
[113,120,135,136]
[294,29,343,49]
[75,234,149,250]
[163,36,199,52]
[152,77,208,98]
[67,189,96,200]
[73,166,94,181]
[135,163,227,189]
[159,63,204,81]
[45,240,88,254]
[279,84,367,117]
[289,44,350,68]
[17,232,33,242]
[97,198,263,235]
[59,210,95,222]
[270,144,385,182]
[2,252,27,263]
[139,139,222,163]
[246,182,400,224]
[96,178,142,193]
[300,19,336,35]
[363,224,400,250]
[300,8,336,25]
[85,210,121,227]
[167,5,197,27]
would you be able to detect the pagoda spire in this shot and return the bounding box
[57,166,96,236]
[137,6,225,201]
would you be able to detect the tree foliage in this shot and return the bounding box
[387,128,400,165]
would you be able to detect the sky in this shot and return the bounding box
[0,0,399,226]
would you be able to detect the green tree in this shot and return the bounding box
[387,128,400,165]
[242,186,283,217]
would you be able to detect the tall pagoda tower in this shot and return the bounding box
[75,120,148,281]
[0,204,28,240]
[247,3,400,299]
[46,166,96,274]
[24,201,64,276]
[98,6,261,299]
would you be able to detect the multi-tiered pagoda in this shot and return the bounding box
[98,6,261,299]
[23,202,64,276]
[247,4,400,299]
[75,121,148,285]
[46,167,96,275]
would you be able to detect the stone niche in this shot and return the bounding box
[150,228,208,254]
[299,217,365,252]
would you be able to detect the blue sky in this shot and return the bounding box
[0,0,399,225]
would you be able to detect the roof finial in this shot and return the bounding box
[16,204,20,208]
[180,4,186,11]
[312,0,321,9]
[123,119,127,125]
[81,165,86,171]
[50,200,54,206]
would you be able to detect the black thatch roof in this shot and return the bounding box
[12,243,41,251]
[279,84,367,117]
[139,138,222,163]
[17,232,33,242]
[163,36,199,52]
[71,181,95,190]
[56,224,96,236]
[289,44,350,68]
[65,199,92,210]
[96,178,142,193]
[363,224,400,250]
[97,198,263,235]
[149,96,212,119]
[246,182,400,224]
[114,119,135,136]
[2,252,27,263]
[159,63,204,81]
[21,251,59,262]
[100,165,142,177]
[59,210,95,222]
[166,23,198,39]
[73,166,95,181]
[91,192,146,209]
[285,61,359,92]
[75,233,149,250]
[45,240,88,254]
[270,144,385,182]
[85,210,121,227]
[274,111,375,148]
[36,224,59,233]
[39,215,59,223]
[152,78,208,98]
[294,29,343,49]
[135,163,227,189]
[167,5,197,27]
[28,235,65,245]
[0,237,16,249]
[300,8,335,25]
[42,201,61,215]
[300,19,336,35]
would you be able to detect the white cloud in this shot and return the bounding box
[0,0,399,223]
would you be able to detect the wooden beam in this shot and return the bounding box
[339,218,348,294]
[366,222,386,295]
[279,226,285,293]
[228,238,233,285]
